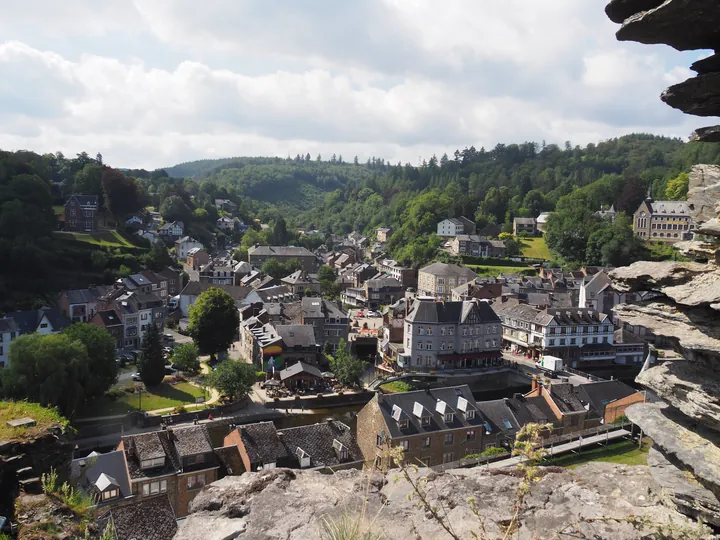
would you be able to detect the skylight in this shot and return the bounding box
[502,419,513,429]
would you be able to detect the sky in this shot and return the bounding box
[0,0,710,170]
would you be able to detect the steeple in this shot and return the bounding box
[646,183,653,202]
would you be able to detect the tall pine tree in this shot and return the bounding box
[139,323,165,386]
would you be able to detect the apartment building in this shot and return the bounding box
[418,263,478,301]
[449,236,506,258]
[402,298,502,371]
[248,245,319,272]
[436,217,476,237]
[633,195,695,243]
[301,297,349,352]
[374,259,417,288]
[493,301,614,367]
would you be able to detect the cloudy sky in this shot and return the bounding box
[0,0,709,169]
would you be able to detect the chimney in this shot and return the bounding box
[531,378,538,392]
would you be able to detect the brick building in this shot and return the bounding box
[65,195,100,232]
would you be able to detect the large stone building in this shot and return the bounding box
[402,298,502,371]
[300,297,349,352]
[248,245,319,272]
[633,194,695,243]
[417,262,478,301]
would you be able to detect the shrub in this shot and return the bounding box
[106,389,125,401]
[173,405,187,414]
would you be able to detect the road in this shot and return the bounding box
[501,350,598,385]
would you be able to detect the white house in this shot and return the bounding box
[216,216,235,232]
[0,318,18,367]
[159,220,185,240]
[174,236,203,260]
[436,217,476,237]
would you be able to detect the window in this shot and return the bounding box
[466,410,475,420]
[376,434,384,447]
[467,430,476,441]
[427,327,432,335]
[421,436,431,448]
[448,327,454,336]
[444,433,454,445]
[441,327,446,336]
[40,323,48,329]
[570,338,576,345]
[462,327,468,336]
[141,313,148,321]
[441,342,446,350]
[421,416,431,427]
[559,339,565,346]
[142,479,167,496]
[444,413,454,423]
[417,342,423,350]
[400,440,409,452]
[140,457,165,469]
[187,454,205,465]
[102,489,118,501]
[418,327,424,335]
[187,474,205,489]
[549,339,555,346]
[442,452,454,464]
[502,419,513,429]
[398,420,409,430]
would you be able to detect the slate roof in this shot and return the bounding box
[377,385,484,439]
[282,270,320,285]
[213,445,244,476]
[248,245,316,257]
[279,420,363,467]
[280,361,323,380]
[64,286,112,305]
[514,217,536,225]
[419,262,478,280]
[6,307,70,334]
[67,195,99,208]
[97,495,177,540]
[0,318,19,334]
[365,277,402,289]
[253,285,293,301]
[171,425,213,458]
[237,421,291,465]
[575,380,639,415]
[95,309,123,327]
[647,200,690,215]
[476,399,521,436]
[121,432,178,480]
[276,325,317,348]
[70,450,132,502]
[507,396,556,426]
[301,297,324,318]
[549,383,586,414]
[406,299,500,325]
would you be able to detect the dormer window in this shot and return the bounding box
[483,422,492,434]
[421,416,431,426]
[187,454,205,465]
[102,488,119,501]
[398,419,409,430]
[466,410,475,420]
[140,457,165,470]
[444,413,454,423]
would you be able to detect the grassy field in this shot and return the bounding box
[0,401,69,441]
[86,382,207,416]
[467,265,533,277]
[542,439,650,469]
[55,230,142,248]
[520,237,552,260]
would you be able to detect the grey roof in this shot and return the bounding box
[97,495,177,540]
[493,302,607,327]
[406,299,500,325]
[276,325,317,348]
[67,195,99,208]
[0,317,19,334]
[64,285,112,305]
[575,381,639,415]
[279,421,363,467]
[550,383,586,414]
[171,425,213,458]
[282,270,320,285]
[476,399,521,436]
[377,385,484,439]
[301,297,324,318]
[248,245,316,257]
[6,307,70,334]
[180,281,252,301]
[514,217,536,225]
[253,285,293,301]
[647,200,690,215]
[365,277,402,289]
[94,472,118,492]
[237,421,291,465]
[70,450,132,501]
[507,396,556,426]
[280,361,323,381]
[419,262,478,280]
[95,310,123,327]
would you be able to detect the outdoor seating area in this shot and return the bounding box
[259,363,342,399]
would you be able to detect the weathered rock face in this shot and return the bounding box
[175,465,714,540]
[606,0,720,137]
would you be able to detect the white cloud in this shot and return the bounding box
[0,0,707,169]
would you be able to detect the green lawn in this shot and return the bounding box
[520,237,552,260]
[467,265,533,277]
[381,381,416,393]
[0,401,69,441]
[85,382,208,417]
[55,230,142,249]
[542,439,650,469]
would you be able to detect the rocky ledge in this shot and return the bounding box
[606,0,720,137]
[174,465,713,540]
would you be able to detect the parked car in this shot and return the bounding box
[163,346,173,354]
[163,333,175,342]
[131,373,142,382]
[164,366,176,375]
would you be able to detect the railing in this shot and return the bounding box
[563,366,607,382]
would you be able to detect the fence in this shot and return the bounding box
[563,366,607,382]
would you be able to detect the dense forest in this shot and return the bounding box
[2,134,719,310]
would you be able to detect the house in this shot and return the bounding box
[89,309,125,348]
[65,195,100,232]
[199,261,236,285]
[402,298,502,372]
[159,221,185,241]
[216,216,236,232]
[239,319,284,370]
[58,286,114,323]
[118,425,220,517]
[374,259,417,288]
[418,263,478,301]
[70,450,133,507]
[595,205,617,222]
[333,250,357,270]
[280,360,324,389]
[244,285,295,305]
[111,291,166,348]
[436,217,476,237]
[339,262,378,289]
[214,199,237,213]
[376,227,392,243]
[275,325,318,366]
[223,420,363,473]
[187,248,210,270]
[536,212,553,233]
[579,270,643,314]
[451,278,503,302]
[97,496,177,540]
[0,318,19,368]
[136,229,160,244]
[493,301,614,367]
[377,299,410,371]
[125,215,144,228]
[574,380,645,424]
[301,297,349,352]
[613,329,648,366]
[525,381,593,435]
[158,267,183,297]
[449,235,506,258]
[281,270,322,296]
[5,307,70,336]
[633,192,695,243]
[513,217,537,236]
[178,282,251,316]
[175,237,203,260]
[248,245,319,272]
[356,385,497,470]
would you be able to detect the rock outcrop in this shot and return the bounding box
[174,465,713,540]
[606,0,720,137]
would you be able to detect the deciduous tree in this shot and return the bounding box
[188,287,240,359]
[172,342,200,373]
[207,360,255,401]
